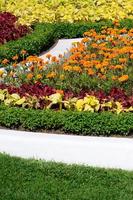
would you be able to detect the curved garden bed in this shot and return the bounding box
[0,18,133,62]
[0,12,133,137]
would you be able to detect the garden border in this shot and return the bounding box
[0,105,133,136]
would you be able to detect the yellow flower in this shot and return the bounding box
[46,72,56,78]
[36,74,42,79]
[0,70,4,77]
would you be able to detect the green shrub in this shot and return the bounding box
[0,105,132,136]
[0,23,55,62]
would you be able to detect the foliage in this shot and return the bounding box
[0,19,133,62]
[0,84,133,112]
[0,87,132,113]
[0,0,133,25]
[0,12,30,44]
[0,105,133,135]
[0,23,55,62]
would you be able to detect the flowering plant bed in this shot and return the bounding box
[0,19,133,62]
[0,23,133,135]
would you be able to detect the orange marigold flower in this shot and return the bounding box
[83,55,90,60]
[27,73,33,79]
[83,31,90,37]
[63,65,73,71]
[119,58,127,63]
[100,75,106,80]
[38,65,44,70]
[12,63,17,68]
[113,19,120,27]
[119,28,127,34]
[82,61,92,68]
[2,59,9,65]
[95,64,103,69]
[91,43,98,48]
[81,38,90,43]
[56,90,64,95]
[118,75,129,82]
[12,55,18,60]
[51,56,57,62]
[46,54,52,59]
[88,69,95,76]
[27,56,39,62]
[21,50,27,55]
[114,65,124,70]
[90,53,96,59]
[29,65,34,71]
[46,72,56,78]
[130,54,133,59]
[72,66,82,73]
[102,61,109,67]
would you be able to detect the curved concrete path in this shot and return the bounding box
[39,38,82,60]
[0,129,133,171]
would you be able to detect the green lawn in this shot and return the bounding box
[0,154,133,200]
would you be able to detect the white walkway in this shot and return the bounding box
[39,38,82,60]
[0,129,133,171]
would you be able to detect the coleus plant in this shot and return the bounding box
[0,88,133,114]
[0,83,133,108]
[0,12,30,44]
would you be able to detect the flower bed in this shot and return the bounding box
[0,26,133,112]
[1,0,133,25]
[0,21,133,135]
[0,19,133,62]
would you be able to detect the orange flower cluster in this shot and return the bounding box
[54,27,133,84]
[1,27,133,93]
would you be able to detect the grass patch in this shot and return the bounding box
[0,153,133,200]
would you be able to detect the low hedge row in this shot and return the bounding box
[0,23,55,62]
[0,105,133,136]
[0,18,133,62]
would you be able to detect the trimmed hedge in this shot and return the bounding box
[0,23,55,62]
[0,19,133,62]
[0,105,133,136]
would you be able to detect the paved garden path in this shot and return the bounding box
[0,129,133,171]
[39,38,82,60]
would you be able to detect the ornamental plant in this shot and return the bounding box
[0,26,133,94]
[0,12,30,44]
[44,27,133,94]
[0,87,132,113]
[1,0,133,25]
